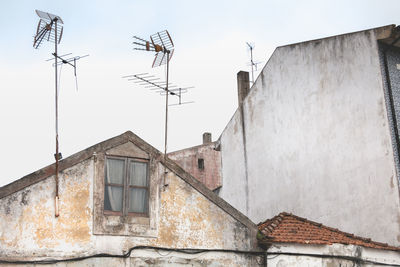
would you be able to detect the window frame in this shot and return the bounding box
[198,158,204,170]
[104,155,150,217]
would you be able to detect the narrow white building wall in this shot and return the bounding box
[218,26,400,245]
[219,110,248,214]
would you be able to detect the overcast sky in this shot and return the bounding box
[0,0,399,186]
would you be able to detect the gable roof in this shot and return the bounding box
[258,212,400,251]
[0,131,256,231]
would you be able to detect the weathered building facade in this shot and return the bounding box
[3,24,400,265]
[216,25,400,246]
[0,131,260,266]
[1,132,400,265]
[168,132,222,191]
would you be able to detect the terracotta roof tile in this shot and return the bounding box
[257,212,400,251]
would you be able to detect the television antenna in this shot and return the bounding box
[246,42,261,85]
[46,53,89,91]
[33,10,87,217]
[122,73,194,106]
[131,30,193,186]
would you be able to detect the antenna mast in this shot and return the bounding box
[33,10,87,217]
[129,30,193,186]
[246,42,261,85]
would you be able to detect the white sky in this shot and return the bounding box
[0,0,399,186]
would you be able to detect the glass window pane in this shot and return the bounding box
[128,188,148,213]
[129,161,148,186]
[104,186,123,212]
[106,158,125,184]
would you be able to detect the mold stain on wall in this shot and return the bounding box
[25,178,91,248]
[0,161,92,250]
[152,172,243,249]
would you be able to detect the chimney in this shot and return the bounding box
[237,71,250,107]
[203,132,212,144]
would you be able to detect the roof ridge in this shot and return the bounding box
[0,130,257,232]
[168,141,217,154]
[0,131,136,199]
[257,212,289,236]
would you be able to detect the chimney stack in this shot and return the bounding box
[237,71,250,107]
[203,132,212,144]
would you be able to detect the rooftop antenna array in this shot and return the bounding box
[246,42,261,85]
[33,10,87,217]
[129,30,193,186]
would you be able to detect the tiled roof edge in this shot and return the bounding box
[257,212,400,251]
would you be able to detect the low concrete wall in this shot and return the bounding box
[266,243,400,267]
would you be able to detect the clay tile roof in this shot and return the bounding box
[258,212,400,251]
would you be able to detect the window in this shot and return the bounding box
[198,158,204,170]
[104,156,149,216]
[93,141,157,236]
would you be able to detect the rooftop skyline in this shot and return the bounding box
[0,0,398,186]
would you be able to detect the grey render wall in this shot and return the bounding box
[218,27,400,246]
[219,109,248,214]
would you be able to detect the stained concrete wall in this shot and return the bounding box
[0,141,258,265]
[218,26,400,245]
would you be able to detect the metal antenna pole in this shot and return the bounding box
[54,18,60,217]
[246,42,255,84]
[250,45,254,84]
[33,10,82,218]
[129,31,193,183]
[163,51,170,186]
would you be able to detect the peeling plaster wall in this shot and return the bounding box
[0,159,94,257]
[218,27,400,245]
[0,142,257,265]
[154,168,250,250]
